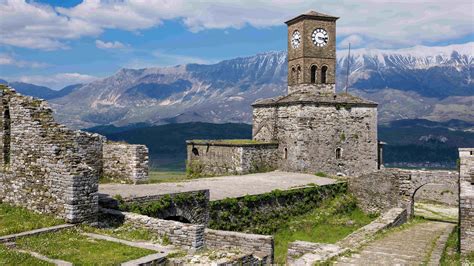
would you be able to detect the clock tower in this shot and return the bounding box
[286,11,338,94]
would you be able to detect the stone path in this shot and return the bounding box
[335,221,455,265]
[100,171,336,200]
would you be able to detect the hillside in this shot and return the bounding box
[87,120,474,170]
[35,42,472,129]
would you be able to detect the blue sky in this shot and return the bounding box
[0,0,473,89]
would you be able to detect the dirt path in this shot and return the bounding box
[335,221,455,266]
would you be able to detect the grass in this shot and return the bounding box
[0,203,64,236]
[83,224,166,244]
[15,228,155,265]
[273,195,375,264]
[440,226,474,265]
[0,245,52,266]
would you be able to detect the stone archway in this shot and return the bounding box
[350,168,458,217]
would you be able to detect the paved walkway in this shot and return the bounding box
[99,171,336,201]
[335,221,455,265]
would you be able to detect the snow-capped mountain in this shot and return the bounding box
[29,42,474,128]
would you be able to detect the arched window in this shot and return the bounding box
[321,66,328,84]
[335,148,342,160]
[296,65,301,83]
[192,147,199,156]
[310,65,317,83]
[284,148,288,159]
[291,67,296,84]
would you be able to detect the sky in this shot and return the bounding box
[0,0,473,89]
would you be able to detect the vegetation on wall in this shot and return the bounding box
[208,182,347,234]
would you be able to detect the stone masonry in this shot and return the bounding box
[0,85,103,223]
[350,168,459,217]
[459,148,474,255]
[103,142,149,183]
[186,140,279,176]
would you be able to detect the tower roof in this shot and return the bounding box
[285,10,339,25]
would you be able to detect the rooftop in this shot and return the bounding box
[252,91,378,108]
[285,10,339,25]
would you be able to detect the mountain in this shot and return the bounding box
[0,79,81,100]
[14,43,474,128]
[87,120,474,170]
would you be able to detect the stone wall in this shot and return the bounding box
[287,208,407,265]
[0,86,103,223]
[459,148,474,255]
[252,103,378,176]
[350,168,458,216]
[186,141,279,177]
[205,229,274,264]
[102,142,149,183]
[100,207,205,249]
[100,190,210,225]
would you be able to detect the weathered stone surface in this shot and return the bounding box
[459,148,474,255]
[252,92,378,177]
[186,141,279,177]
[205,229,274,264]
[100,207,206,250]
[0,86,103,223]
[350,168,458,216]
[103,142,149,183]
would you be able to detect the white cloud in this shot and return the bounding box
[12,73,98,89]
[0,53,48,68]
[339,35,365,49]
[95,40,127,49]
[1,0,473,50]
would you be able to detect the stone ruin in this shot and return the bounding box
[0,85,149,223]
[459,148,474,255]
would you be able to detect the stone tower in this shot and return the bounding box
[286,11,338,94]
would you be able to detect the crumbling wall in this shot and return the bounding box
[459,148,474,255]
[102,142,149,183]
[186,141,279,177]
[0,86,103,223]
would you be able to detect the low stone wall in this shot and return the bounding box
[100,190,210,225]
[100,208,205,250]
[205,229,274,264]
[186,140,279,177]
[102,142,149,183]
[350,168,458,216]
[287,208,407,264]
[0,86,103,224]
[209,183,347,234]
[459,148,474,255]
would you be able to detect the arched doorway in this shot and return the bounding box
[163,215,191,223]
[409,182,458,222]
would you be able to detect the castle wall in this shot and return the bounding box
[0,86,103,223]
[102,142,149,184]
[186,141,279,177]
[459,148,474,255]
[253,104,378,176]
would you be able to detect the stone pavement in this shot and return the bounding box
[99,171,336,201]
[335,221,455,266]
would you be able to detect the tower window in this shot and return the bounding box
[291,67,296,84]
[321,66,328,84]
[192,147,199,156]
[335,148,342,159]
[310,65,318,83]
[296,65,301,83]
[284,148,288,159]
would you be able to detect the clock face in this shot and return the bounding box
[291,30,301,49]
[312,28,329,47]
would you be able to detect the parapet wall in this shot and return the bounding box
[103,142,149,183]
[186,140,279,177]
[459,148,474,255]
[0,86,103,223]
